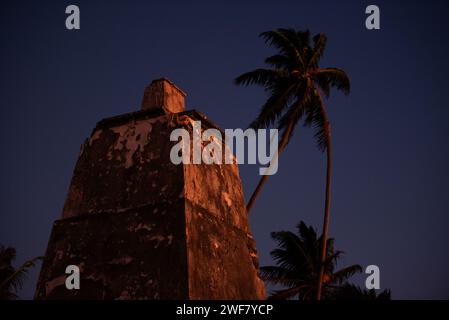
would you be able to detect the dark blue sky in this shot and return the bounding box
[1,0,448,299]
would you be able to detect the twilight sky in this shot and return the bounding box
[1,0,448,299]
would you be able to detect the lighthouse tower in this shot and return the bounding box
[35,79,266,299]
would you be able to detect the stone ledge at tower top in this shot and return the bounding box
[94,109,223,136]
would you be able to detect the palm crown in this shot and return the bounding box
[235,28,350,150]
[260,221,362,300]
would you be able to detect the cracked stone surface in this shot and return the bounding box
[35,105,266,300]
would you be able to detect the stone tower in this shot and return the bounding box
[35,78,266,299]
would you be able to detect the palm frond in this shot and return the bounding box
[308,33,327,68]
[259,266,300,287]
[268,285,303,300]
[278,29,311,53]
[296,221,320,266]
[314,68,350,96]
[269,230,314,276]
[260,29,305,70]
[303,92,327,151]
[329,283,391,300]
[377,289,392,300]
[249,81,297,129]
[329,265,363,285]
[297,221,317,243]
[264,54,291,69]
[234,68,286,87]
[275,28,311,71]
[277,80,313,133]
[0,249,43,300]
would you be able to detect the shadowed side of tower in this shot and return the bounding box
[35,79,265,299]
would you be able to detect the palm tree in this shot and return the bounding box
[260,221,361,300]
[0,245,43,300]
[329,283,391,300]
[235,28,350,299]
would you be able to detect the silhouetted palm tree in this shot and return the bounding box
[0,245,43,300]
[329,283,391,300]
[235,28,350,299]
[260,221,361,300]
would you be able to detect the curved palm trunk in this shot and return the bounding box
[246,121,294,214]
[316,106,332,300]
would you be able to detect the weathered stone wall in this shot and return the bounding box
[35,202,188,299]
[36,108,265,300]
[62,113,182,218]
[185,199,265,299]
[182,127,265,299]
